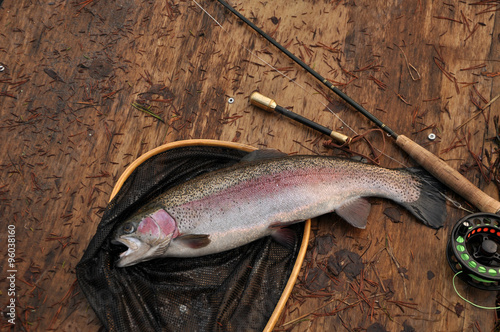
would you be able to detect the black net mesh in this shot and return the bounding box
[76,144,304,331]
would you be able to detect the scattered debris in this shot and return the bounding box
[43,68,65,82]
[327,249,364,280]
[383,207,402,224]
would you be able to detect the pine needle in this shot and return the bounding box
[131,103,165,123]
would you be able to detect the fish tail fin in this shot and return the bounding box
[400,168,447,229]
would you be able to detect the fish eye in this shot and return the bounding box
[122,224,135,234]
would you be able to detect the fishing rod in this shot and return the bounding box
[210,0,500,291]
[250,91,350,145]
[216,0,500,216]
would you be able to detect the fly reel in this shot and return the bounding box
[446,213,500,291]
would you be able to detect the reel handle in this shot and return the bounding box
[396,135,500,214]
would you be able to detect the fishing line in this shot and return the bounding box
[191,0,478,214]
[446,212,500,310]
[452,272,500,310]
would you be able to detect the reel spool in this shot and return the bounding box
[446,213,500,291]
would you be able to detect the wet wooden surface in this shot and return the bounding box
[0,0,499,331]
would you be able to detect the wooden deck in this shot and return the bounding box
[1,0,499,330]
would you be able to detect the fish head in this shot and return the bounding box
[113,208,179,267]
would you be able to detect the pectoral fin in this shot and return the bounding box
[335,198,371,229]
[175,234,211,249]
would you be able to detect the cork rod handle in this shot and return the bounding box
[395,135,500,214]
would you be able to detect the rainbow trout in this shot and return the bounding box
[113,150,446,267]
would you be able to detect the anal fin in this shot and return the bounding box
[335,198,371,229]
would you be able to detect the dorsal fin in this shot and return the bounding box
[241,149,287,162]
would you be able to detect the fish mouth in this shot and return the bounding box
[112,237,136,256]
[113,236,149,267]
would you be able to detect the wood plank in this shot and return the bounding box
[0,0,498,330]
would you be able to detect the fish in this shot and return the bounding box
[112,150,446,267]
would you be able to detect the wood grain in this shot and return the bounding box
[0,0,498,331]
